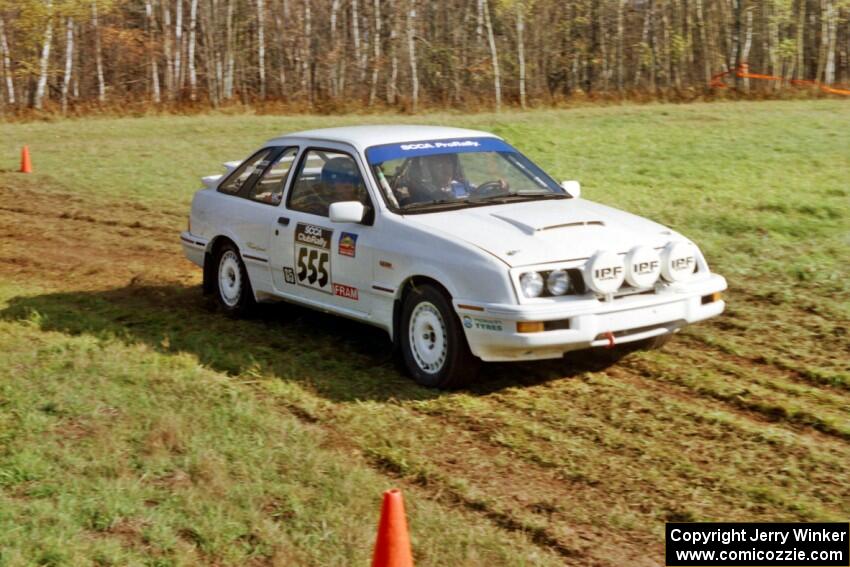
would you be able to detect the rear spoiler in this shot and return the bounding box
[202,160,242,189]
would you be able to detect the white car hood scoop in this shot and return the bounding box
[406,199,676,267]
[490,212,605,234]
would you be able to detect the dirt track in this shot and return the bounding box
[2,178,848,566]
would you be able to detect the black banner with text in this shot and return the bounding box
[666,523,849,566]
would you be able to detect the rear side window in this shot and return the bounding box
[246,147,298,205]
[287,149,371,217]
[218,149,274,195]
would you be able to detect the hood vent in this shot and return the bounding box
[538,220,605,232]
[491,213,606,234]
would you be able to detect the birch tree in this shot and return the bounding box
[0,17,14,104]
[34,0,54,110]
[61,16,74,112]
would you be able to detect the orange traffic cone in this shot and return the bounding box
[371,489,414,567]
[20,146,32,173]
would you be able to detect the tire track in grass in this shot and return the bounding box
[408,366,849,524]
[675,333,850,402]
[260,393,620,564]
[682,287,849,391]
[622,349,850,442]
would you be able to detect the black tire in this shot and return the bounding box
[400,284,480,389]
[213,242,256,317]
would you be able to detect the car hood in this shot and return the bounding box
[404,198,681,267]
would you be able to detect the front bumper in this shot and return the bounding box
[455,274,727,362]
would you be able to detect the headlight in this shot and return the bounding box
[519,272,544,297]
[546,270,570,295]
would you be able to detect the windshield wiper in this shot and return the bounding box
[400,198,469,212]
[469,192,569,204]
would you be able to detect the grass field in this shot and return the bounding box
[0,100,848,566]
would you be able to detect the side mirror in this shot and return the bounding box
[560,180,581,198]
[329,201,366,223]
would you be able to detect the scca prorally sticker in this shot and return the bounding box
[283,267,296,284]
[295,223,334,294]
[333,283,358,301]
[339,232,358,258]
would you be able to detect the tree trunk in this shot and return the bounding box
[163,0,174,99]
[224,0,235,99]
[302,0,312,100]
[175,0,183,91]
[795,0,806,79]
[616,0,625,92]
[61,17,74,113]
[696,0,712,88]
[257,0,266,98]
[91,1,106,102]
[741,6,753,92]
[188,0,198,100]
[823,0,837,84]
[387,0,398,104]
[330,0,340,97]
[35,0,54,110]
[483,0,501,110]
[0,17,14,105]
[145,0,161,103]
[407,0,418,111]
[352,0,364,80]
[516,0,526,108]
[368,0,381,106]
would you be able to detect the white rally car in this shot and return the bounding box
[182,125,726,388]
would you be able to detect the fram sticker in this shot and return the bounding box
[339,232,358,257]
[333,283,359,301]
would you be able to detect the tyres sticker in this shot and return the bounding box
[462,315,503,332]
[295,223,333,294]
[338,232,358,257]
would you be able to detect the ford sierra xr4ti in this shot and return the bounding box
[182,126,726,388]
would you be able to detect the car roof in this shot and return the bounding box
[265,125,502,151]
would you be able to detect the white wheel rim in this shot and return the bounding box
[218,250,242,307]
[408,301,448,374]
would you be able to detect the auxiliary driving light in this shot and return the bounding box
[661,241,697,282]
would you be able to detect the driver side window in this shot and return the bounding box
[287,150,371,217]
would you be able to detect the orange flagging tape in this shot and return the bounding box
[710,64,850,96]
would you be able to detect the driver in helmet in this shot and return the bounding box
[396,153,469,205]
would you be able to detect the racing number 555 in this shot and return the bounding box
[297,247,329,287]
[294,223,334,293]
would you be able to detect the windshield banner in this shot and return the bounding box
[366,137,517,164]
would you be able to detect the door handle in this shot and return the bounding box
[277,216,290,226]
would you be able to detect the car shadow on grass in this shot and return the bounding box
[1,282,629,402]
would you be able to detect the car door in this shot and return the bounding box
[269,146,376,319]
[214,146,297,295]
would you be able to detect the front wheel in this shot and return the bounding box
[214,243,256,317]
[400,284,479,389]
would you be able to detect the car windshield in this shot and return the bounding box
[366,137,566,212]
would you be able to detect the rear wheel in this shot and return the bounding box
[214,243,255,317]
[400,284,479,389]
